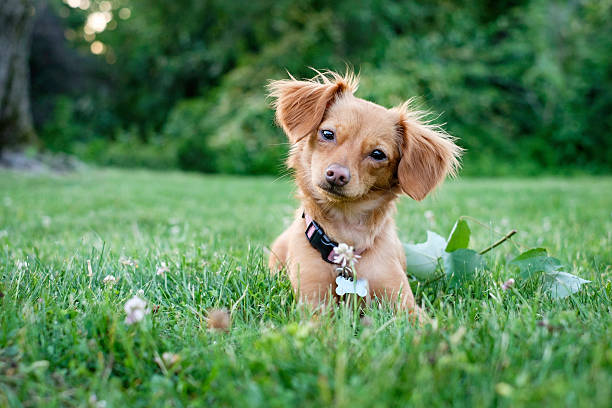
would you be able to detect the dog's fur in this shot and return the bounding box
[267,70,461,313]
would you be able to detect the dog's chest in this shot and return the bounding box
[325,218,383,250]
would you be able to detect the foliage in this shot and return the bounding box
[72,128,178,170]
[163,94,285,174]
[1,170,611,405]
[509,248,591,299]
[405,218,590,298]
[32,0,612,174]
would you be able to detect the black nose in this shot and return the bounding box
[325,164,350,187]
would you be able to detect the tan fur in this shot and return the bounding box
[268,70,462,314]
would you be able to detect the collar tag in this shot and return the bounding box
[335,275,369,297]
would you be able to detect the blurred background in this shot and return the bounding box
[2,0,611,176]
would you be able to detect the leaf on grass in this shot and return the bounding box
[445,219,470,252]
[404,231,447,280]
[442,249,486,287]
[543,271,590,299]
[509,248,562,279]
[509,248,589,298]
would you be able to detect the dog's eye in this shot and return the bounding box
[320,129,335,141]
[369,149,387,161]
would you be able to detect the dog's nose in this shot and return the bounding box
[325,164,350,187]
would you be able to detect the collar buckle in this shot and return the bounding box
[304,219,338,264]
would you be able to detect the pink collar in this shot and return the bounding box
[303,212,365,264]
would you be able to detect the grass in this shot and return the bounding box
[0,168,611,407]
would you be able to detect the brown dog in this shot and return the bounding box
[267,70,461,313]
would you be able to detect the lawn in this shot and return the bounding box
[0,168,611,407]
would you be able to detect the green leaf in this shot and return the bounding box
[442,249,486,287]
[404,231,447,280]
[511,248,547,261]
[543,271,590,299]
[509,248,562,279]
[445,219,471,252]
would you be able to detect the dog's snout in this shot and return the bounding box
[325,164,350,187]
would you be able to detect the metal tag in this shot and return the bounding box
[335,275,368,297]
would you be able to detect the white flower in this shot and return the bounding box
[16,260,28,270]
[501,278,515,291]
[542,217,552,232]
[89,394,107,408]
[124,295,149,324]
[155,352,181,371]
[156,262,169,276]
[41,215,51,228]
[333,243,361,268]
[119,256,137,267]
[424,210,435,223]
[103,275,117,285]
[162,352,180,366]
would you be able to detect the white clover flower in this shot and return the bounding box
[333,243,361,268]
[89,394,107,408]
[103,275,117,285]
[119,256,138,267]
[16,260,28,270]
[424,210,435,223]
[156,262,169,276]
[155,351,181,371]
[124,295,149,324]
[501,278,515,291]
[41,215,51,228]
[162,352,180,366]
[542,217,552,232]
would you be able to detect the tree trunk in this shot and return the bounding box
[0,0,38,150]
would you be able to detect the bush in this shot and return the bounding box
[38,0,612,175]
[39,96,93,153]
[73,129,178,170]
[164,92,286,175]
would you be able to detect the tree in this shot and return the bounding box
[0,0,39,150]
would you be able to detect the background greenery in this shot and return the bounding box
[32,0,612,176]
[1,169,611,406]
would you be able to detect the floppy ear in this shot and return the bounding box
[395,111,462,201]
[268,73,355,144]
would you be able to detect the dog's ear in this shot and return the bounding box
[395,107,462,201]
[268,72,356,143]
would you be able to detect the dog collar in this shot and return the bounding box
[302,212,364,264]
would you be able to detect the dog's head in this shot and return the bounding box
[268,71,461,203]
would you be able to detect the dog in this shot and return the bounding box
[267,70,461,314]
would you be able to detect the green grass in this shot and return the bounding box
[1,168,611,407]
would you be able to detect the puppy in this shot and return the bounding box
[267,70,461,313]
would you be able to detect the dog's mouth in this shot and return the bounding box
[319,183,349,198]
[317,183,352,199]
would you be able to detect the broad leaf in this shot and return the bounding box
[442,249,486,287]
[445,219,470,252]
[543,271,590,299]
[509,248,562,279]
[404,231,447,280]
